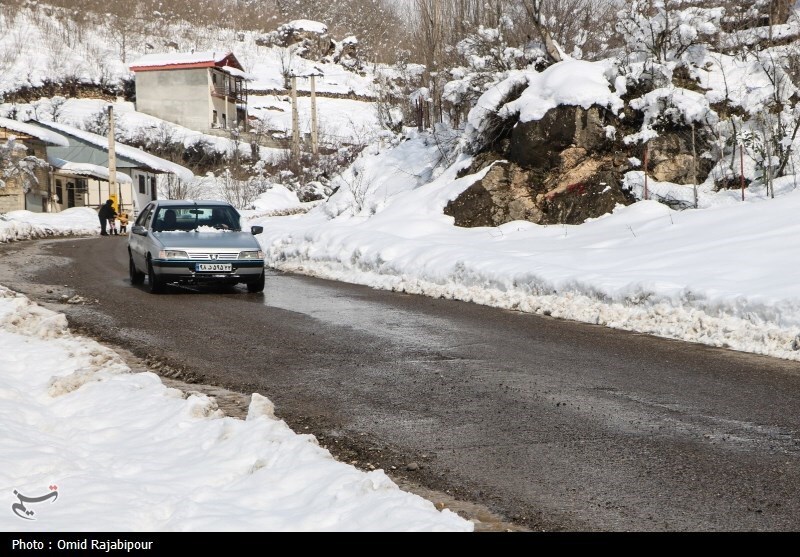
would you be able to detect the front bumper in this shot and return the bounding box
[152,259,265,283]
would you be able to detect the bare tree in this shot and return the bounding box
[217,168,266,209]
[159,172,201,200]
[0,137,49,192]
[616,0,724,66]
[521,0,564,64]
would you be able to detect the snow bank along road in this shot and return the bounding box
[3,236,800,532]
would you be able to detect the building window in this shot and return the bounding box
[212,73,217,84]
[139,175,146,194]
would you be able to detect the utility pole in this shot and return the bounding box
[643,142,649,201]
[691,124,698,209]
[310,73,318,156]
[291,73,300,162]
[740,143,745,201]
[107,105,118,211]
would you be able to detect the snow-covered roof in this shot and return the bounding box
[48,156,133,184]
[219,65,254,81]
[35,121,194,181]
[297,67,325,78]
[130,51,242,72]
[0,117,69,146]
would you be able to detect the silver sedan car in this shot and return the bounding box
[127,200,266,293]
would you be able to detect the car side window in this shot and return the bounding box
[136,205,152,227]
[143,206,155,229]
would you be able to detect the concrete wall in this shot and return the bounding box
[135,68,211,131]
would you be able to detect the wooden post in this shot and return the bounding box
[643,143,649,201]
[310,74,318,156]
[224,75,230,130]
[691,124,698,209]
[291,75,300,161]
[740,143,745,201]
[107,105,117,210]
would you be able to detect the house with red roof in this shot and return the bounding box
[129,51,250,133]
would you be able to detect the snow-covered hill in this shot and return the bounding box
[0,7,381,98]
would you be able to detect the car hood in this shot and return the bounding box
[152,231,260,250]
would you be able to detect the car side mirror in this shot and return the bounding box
[132,225,148,236]
[251,225,263,235]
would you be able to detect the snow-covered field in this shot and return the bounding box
[0,208,100,243]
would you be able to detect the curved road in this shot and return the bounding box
[2,236,800,531]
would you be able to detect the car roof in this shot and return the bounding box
[154,199,232,207]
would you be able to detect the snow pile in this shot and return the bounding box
[0,208,99,243]
[501,59,624,123]
[625,86,718,145]
[465,59,624,149]
[0,285,473,532]
[249,184,302,213]
[280,20,328,35]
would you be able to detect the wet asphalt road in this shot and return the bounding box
[2,235,800,531]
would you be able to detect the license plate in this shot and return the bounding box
[196,263,232,272]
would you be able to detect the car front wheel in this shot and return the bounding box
[147,258,164,293]
[129,254,145,285]
[247,271,265,293]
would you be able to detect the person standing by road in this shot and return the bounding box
[118,212,129,234]
[98,199,116,236]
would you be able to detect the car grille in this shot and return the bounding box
[186,252,240,260]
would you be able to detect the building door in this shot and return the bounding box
[67,182,75,208]
[55,180,63,208]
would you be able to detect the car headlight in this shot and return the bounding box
[159,250,189,259]
[238,250,265,260]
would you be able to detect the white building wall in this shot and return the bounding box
[135,68,211,131]
[130,169,158,217]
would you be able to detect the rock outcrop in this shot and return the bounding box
[448,104,634,226]
[270,20,334,60]
[646,130,714,185]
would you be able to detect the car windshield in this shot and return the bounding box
[152,205,241,232]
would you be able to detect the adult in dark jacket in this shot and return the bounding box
[98,199,116,236]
